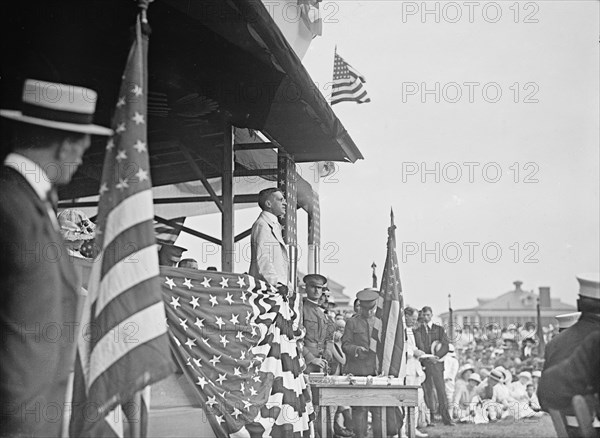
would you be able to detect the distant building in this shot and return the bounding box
[297,271,351,311]
[439,280,576,330]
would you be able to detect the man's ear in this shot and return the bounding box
[56,139,71,161]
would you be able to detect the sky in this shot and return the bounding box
[179,1,599,313]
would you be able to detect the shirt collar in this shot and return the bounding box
[427,322,433,330]
[306,298,320,306]
[262,210,280,224]
[4,153,52,201]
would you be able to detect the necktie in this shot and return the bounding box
[45,187,60,231]
[426,325,431,352]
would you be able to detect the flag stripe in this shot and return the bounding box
[92,278,163,350]
[89,302,168,385]
[101,222,156,276]
[103,190,154,247]
[95,245,160,316]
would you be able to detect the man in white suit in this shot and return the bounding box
[249,188,290,291]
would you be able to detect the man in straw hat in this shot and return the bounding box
[0,79,112,436]
[342,288,404,437]
[539,273,600,436]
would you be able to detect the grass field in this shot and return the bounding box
[422,414,557,438]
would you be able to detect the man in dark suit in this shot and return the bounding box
[342,289,403,438]
[414,306,455,426]
[539,273,600,437]
[0,79,112,436]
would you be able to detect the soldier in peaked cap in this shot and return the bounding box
[302,273,333,373]
[158,243,188,267]
[342,289,403,437]
[1,79,112,437]
[539,273,600,436]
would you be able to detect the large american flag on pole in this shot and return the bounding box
[162,267,314,437]
[69,14,174,437]
[330,50,371,105]
[370,209,406,378]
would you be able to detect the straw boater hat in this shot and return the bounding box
[57,209,96,241]
[458,363,475,378]
[0,79,113,136]
[488,368,505,383]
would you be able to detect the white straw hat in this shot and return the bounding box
[0,79,113,136]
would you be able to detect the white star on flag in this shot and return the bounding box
[132,84,143,97]
[116,178,129,191]
[243,400,252,410]
[230,314,239,325]
[116,150,127,162]
[184,338,196,349]
[116,96,126,108]
[225,293,234,305]
[201,277,212,288]
[236,331,244,342]
[236,277,246,287]
[194,317,204,328]
[196,376,207,388]
[206,396,217,407]
[106,138,115,150]
[99,183,108,195]
[135,168,148,182]
[233,367,242,376]
[132,112,145,125]
[215,317,225,329]
[220,277,229,288]
[165,277,176,290]
[179,318,188,331]
[219,335,229,347]
[216,415,224,424]
[209,355,221,367]
[169,296,180,309]
[232,408,242,419]
[216,373,227,384]
[209,295,218,307]
[116,122,126,133]
[190,296,200,309]
[193,358,201,367]
[183,278,193,289]
[133,140,147,153]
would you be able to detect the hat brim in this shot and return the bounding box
[1,110,113,136]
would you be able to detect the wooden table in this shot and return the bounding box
[310,383,419,438]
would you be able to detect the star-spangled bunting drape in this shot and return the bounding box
[370,209,406,378]
[162,267,314,438]
[330,50,371,105]
[70,15,174,438]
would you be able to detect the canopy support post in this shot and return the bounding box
[278,151,298,292]
[221,121,235,272]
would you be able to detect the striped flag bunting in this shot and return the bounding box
[370,209,406,378]
[162,267,314,437]
[331,51,371,105]
[154,217,185,246]
[69,15,174,437]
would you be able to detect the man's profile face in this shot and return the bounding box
[306,279,326,301]
[56,135,91,185]
[405,312,418,328]
[266,191,286,217]
[360,303,376,318]
[422,309,433,324]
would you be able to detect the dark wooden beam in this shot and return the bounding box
[234,228,252,243]
[154,215,221,246]
[234,142,274,151]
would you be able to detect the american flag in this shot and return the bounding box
[162,267,314,437]
[371,209,406,378]
[69,16,174,437]
[331,51,371,105]
[154,217,185,245]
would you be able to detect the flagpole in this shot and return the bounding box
[371,262,377,288]
[448,293,454,341]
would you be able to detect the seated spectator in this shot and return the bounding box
[509,371,531,403]
[454,372,481,422]
[178,258,199,269]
